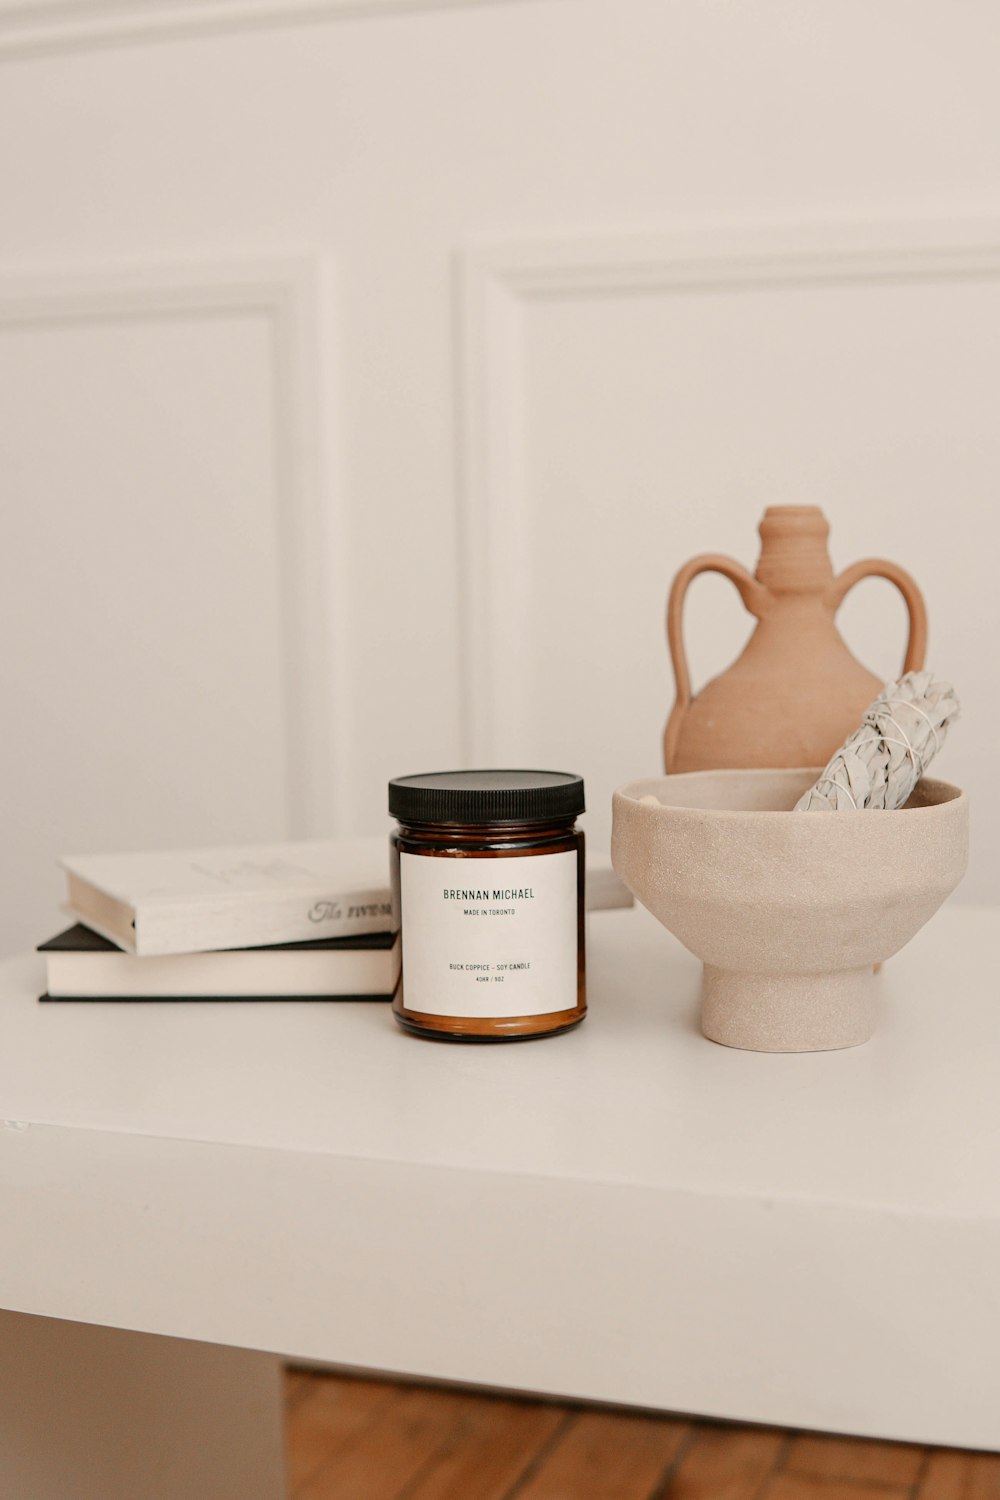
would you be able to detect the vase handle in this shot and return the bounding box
[663,554,770,771]
[827,559,927,676]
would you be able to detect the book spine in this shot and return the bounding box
[135,885,395,956]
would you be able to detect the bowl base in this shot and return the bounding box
[700,963,877,1053]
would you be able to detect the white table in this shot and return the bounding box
[1,903,998,1497]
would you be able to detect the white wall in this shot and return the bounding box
[1,0,997,952]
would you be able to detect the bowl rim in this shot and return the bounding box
[613,767,966,819]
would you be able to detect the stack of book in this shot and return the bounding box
[38,837,634,1002]
[38,838,401,1002]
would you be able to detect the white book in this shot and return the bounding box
[60,837,394,956]
[60,838,633,958]
[585,860,634,913]
[39,925,400,1000]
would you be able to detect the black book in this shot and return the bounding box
[38,924,400,1002]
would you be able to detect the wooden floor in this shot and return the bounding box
[284,1369,999,1500]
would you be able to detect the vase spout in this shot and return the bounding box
[754,505,835,595]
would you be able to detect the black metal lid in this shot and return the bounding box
[388,769,585,825]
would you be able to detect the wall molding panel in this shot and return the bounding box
[456,223,1000,762]
[0,0,518,59]
[0,257,339,834]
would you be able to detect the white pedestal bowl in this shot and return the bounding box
[611,769,968,1052]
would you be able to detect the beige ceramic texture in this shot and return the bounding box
[663,506,928,773]
[611,769,968,1052]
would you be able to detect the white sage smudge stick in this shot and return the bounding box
[794,671,960,812]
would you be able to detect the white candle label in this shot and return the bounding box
[399,850,579,1018]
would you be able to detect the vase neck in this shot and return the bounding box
[754,506,834,595]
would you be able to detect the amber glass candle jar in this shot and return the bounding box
[388,769,586,1042]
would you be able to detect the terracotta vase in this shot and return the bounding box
[663,506,928,773]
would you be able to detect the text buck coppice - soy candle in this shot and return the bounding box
[388,769,586,1042]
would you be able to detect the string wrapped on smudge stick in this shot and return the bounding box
[795,670,960,812]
